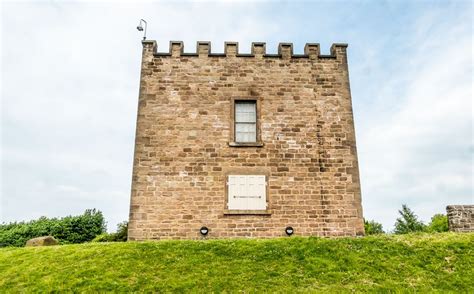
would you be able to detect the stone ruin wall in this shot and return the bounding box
[446,205,474,232]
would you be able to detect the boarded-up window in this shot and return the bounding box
[227,175,266,210]
[235,101,257,142]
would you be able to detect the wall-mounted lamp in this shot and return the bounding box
[200,226,209,236]
[285,226,294,236]
[136,19,147,40]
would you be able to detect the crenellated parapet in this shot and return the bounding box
[141,40,348,59]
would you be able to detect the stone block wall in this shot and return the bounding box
[128,40,364,240]
[446,205,474,232]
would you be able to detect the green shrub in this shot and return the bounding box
[0,209,106,247]
[427,214,449,232]
[91,222,128,243]
[394,204,426,234]
[91,233,113,242]
[112,221,128,242]
[364,219,384,235]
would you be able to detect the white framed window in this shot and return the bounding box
[235,101,257,143]
[227,175,267,210]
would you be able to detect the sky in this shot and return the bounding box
[1,0,472,232]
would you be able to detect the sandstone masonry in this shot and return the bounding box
[446,205,474,232]
[128,40,364,240]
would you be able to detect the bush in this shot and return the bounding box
[113,221,128,242]
[0,209,106,247]
[364,219,384,235]
[394,204,425,234]
[91,233,114,242]
[91,221,128,243]
[427,214,449,233]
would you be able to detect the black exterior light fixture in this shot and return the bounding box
[285,226,294,236]
[136,19,147,40]
[200,226,209,236]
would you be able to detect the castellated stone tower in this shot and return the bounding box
[128,40,364,240]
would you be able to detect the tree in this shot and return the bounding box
[114,221,128,241]
[364,219,384,235]
[427,214,448,233]
[91,221,128,243]
[0,209,106,247]
[394,204,425,234]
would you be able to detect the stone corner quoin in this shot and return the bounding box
[128,40,365,240]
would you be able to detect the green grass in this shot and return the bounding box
[0,233,472,292]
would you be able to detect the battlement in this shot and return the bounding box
[142,40,348,59]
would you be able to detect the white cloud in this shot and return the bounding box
[358,7,473,231]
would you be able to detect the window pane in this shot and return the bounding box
[235,101,256,123]
[236,123,255,133]
[236,122,256,142]
[236,132,256,143]
[236,112,256,122]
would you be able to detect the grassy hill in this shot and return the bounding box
[0,233,472,292]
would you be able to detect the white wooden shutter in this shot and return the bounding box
[227,175,266,210]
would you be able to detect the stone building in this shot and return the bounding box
[128,40,364,240]
[446,205,474,232]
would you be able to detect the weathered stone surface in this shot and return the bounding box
[25,236,59,247]
[128,41,364,240]
[447,205,474,232]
